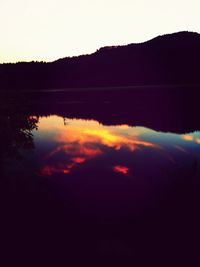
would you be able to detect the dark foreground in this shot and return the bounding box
[1,86,200,266]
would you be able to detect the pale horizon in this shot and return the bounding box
[0,0,200,63]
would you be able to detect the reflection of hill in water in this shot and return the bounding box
[20,86,200,133]
[1,86,199,162]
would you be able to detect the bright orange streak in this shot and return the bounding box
[182,135,194,141]
[84,129,119,143]
[72,157,86,163]
[83,128,155,149]
[113,165,129,175]
[182,135,200,144]
[118,124,129,129]
[56,126,156,153]
[196,138,200,144]
[79,147,102,157]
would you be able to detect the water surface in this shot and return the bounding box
[1,89,200,264]
[3,115,200,223]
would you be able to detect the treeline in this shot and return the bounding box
[0,31,200,90]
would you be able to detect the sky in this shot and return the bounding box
[0,0,199,63]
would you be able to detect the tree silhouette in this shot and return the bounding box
[0,96,39,161]
[0,32,200,91]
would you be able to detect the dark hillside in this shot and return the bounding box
[0,31,200,90]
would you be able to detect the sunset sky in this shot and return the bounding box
[0,0,199,63]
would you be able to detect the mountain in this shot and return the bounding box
[0,31,200,90]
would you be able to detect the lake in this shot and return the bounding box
[1,87,200,265]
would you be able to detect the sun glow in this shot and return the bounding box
[1,0,199,63]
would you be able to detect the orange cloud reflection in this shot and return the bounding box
[182,134,200,145]
[182,135,194,141]
[40,144,102,176]
[71,157,86,163]
[56,127,157,153]
[113,165,129,175]
[38,116,158,176]
[196,138,200,144]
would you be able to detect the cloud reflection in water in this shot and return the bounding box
[37,116,157,176]
[35,116,200,179]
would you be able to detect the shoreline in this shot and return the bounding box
[0,83,200,93]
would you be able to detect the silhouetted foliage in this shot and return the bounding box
[0,31,200,90]
[0,96,39,160]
